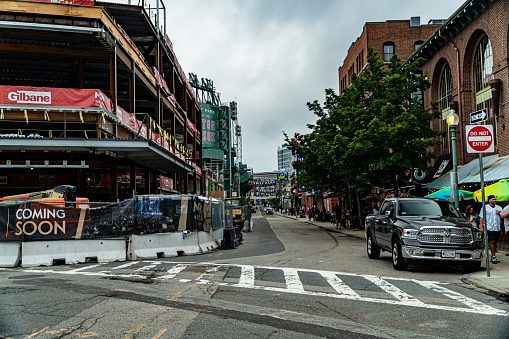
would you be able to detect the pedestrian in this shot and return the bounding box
[464,205,479,229]
[345,209,351,229]
[334,205,342,230]
[501,202,509,256]
[306,207,312,220]
[479,195,503,263]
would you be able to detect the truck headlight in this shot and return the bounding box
[401,229,419,239]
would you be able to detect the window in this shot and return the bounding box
[473,36,494,110]
[439,64,453,111]
[414,41,424,51]
[383,43,394,62]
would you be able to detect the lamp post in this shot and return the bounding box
[446,110,460,209]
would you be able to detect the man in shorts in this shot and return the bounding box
[479,195,503,263]
[501,202,509,256]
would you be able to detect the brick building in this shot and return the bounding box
[407,0,508,167]
[338,17,443,94]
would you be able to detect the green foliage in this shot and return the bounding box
[285,48,440,194]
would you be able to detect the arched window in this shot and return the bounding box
[439,64,453,111]
[474,36,493,92]
[383,42,394,62]
[473,36,493,110]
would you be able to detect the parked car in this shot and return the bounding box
[365,197,483,271]
[265,207,273,215]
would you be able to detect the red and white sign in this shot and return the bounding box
[158,175,174,191]
[466,125,494,153]
[29,0,95,5]
[0,85,113,111]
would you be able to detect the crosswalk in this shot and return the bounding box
[19,261,508,316]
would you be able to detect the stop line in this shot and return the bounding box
[19,261,508,316]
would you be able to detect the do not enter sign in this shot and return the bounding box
[466,125,494,153]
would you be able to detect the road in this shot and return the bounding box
[1,209,508,338]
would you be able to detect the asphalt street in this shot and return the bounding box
[1,209,508,339]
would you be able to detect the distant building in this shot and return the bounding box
[249,171,278,202]
[338,17,443,94]
[277,145,294,175]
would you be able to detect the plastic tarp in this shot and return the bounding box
[0,195,224,242]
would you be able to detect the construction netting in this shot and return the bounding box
[0,195,224,241]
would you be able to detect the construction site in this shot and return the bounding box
[0,0,208,202]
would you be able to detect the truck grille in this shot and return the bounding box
[417,227,473,245]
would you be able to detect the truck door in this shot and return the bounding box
[375,200,394,250]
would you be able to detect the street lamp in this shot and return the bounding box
[446,110,460,210]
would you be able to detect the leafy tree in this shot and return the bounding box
[286,48,440,217]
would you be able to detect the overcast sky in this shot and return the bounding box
[161,0,465,172]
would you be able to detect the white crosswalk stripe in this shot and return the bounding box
[20,261,508,316]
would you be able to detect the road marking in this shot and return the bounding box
[236,265,255,288]
[111,261,139,270]
[157,264,188,280]
[319,271,359,298]
[196,264,220,284]
[363,275,425,306]
[282,268,304,292]
[18,262,509,316]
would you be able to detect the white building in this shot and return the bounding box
[277,145,294,175]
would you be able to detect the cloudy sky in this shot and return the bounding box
[161,0,465,172]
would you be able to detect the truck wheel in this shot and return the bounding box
[392,241,408,271]
[366,232,380,259]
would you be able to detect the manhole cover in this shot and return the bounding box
[9,275,45,280]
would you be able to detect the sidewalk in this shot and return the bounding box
[275,212,509,298]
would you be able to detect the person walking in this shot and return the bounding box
[306,207,312,220]
[464,205,479,229]
[334,205,342,230]
[479,195,503,263]
[345,209,351,229]
[501,202,509,256]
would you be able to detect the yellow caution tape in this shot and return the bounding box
[44,110,50,121]
[18,129,22,135]
[24,110,28,124]
[49,130,52,138]
[84,130,88,139]
[79,111,84,123]
[0,108,3,119]
[101,112,106,123]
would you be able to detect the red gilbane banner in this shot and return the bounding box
[0,85,113,111]
[29,0,95,5]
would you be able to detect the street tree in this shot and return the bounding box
[286,48,440,222]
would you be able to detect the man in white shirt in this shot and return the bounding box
[501,202,509,257]
[479,195,503,263]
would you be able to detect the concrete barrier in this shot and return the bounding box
[0,242,21,267]
[128,233,183,260]
[197,230,219,253]
[213,228,224,246]
[21,239,126,267]
[181,231,200,255]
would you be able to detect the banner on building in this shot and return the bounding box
[0,85,113,111]
[28,0,95,5]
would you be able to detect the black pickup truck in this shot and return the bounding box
[365,197,483,271]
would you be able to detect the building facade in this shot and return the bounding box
[277,145,294,175]
[249,171,278,203]
[407,0,508,167]
[0,0,204,201]
[338,17,443,94]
